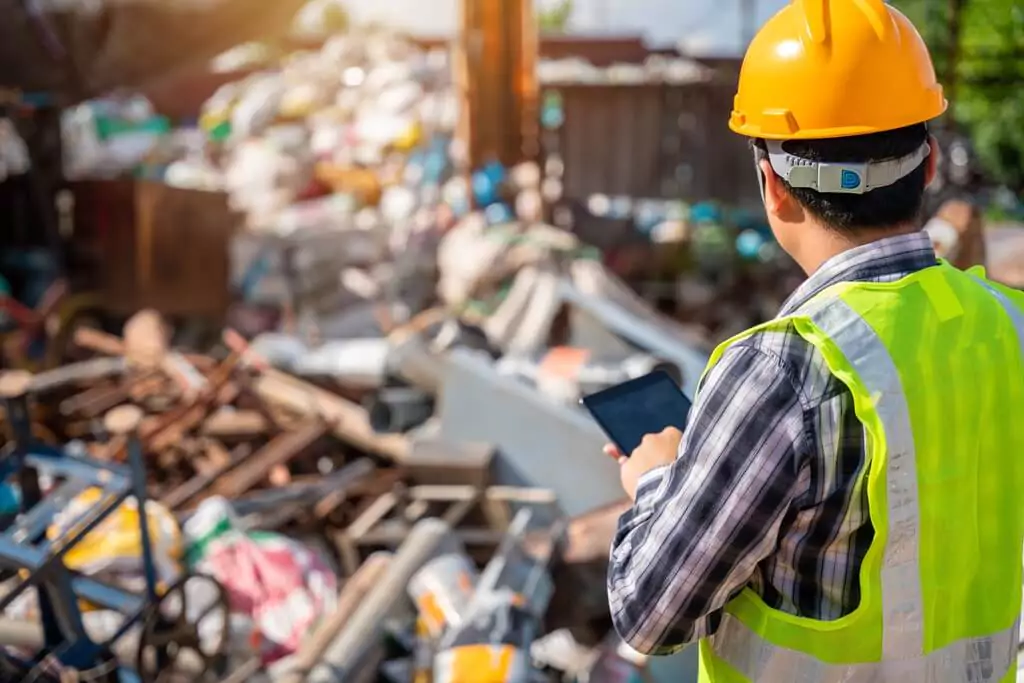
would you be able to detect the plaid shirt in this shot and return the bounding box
[607,231,939,655]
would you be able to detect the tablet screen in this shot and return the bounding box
[581,370,692,456]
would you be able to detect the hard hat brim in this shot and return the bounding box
[729,99,948,140]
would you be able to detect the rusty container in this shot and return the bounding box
[71,180,237,320]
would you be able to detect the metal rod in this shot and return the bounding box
[229,459,375,519]
[307,518,461,682]
[161,443,253,511]
[276,552,393,683]
[0,371,63,649]
[0,488,131,614]
[107,406,159,605]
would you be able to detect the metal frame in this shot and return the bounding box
[0,373,159,681]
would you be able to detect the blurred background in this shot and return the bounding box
[1,0,1021,354]
[0,1,1021,682]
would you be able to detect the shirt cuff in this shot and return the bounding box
[613,465,671,547]
[634,465,669,509]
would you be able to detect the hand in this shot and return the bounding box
[605,427,683,501]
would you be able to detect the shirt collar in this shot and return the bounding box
[779,231,938,316]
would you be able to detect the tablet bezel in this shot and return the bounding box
[579,369,692,456]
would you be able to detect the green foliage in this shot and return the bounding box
[892,0,1024,190]
[538,0,574,34]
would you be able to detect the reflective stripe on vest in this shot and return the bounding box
[710,613,1019,683]
[708,279,1024,682]
[969,274,1024,359]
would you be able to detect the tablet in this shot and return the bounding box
[579,369,692,456]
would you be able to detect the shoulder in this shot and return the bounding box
[708,320,847,409]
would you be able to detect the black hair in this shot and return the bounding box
[752,123,930,233]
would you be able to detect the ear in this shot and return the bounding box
[759,158,793,217]
[925,135,940,187]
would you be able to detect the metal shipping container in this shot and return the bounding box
[545,80,760,208]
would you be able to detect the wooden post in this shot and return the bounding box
[455,0,539,207]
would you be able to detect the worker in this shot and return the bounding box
[605,1,1024,681]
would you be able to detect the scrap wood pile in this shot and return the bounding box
[0,308,649,683]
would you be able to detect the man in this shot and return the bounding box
[605,1,1024,682]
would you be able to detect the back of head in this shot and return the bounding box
[751,124,930,234]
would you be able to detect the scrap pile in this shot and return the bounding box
[52,28,793,347]
[0,9,1015,681]
[0,304,678,682]
[0,30,729,672]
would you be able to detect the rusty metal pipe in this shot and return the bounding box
[160,443,253,511]
[210,421,326,499]
[230,459,376,530]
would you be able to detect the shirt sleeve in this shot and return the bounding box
[606,344,810,655]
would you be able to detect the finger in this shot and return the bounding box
[603,444,623,459]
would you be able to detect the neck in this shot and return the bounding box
[792,223,919,275]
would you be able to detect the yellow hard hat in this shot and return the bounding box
[730,0,948,140]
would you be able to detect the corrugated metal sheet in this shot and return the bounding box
[547,80,760,207]
[552,84,665,200]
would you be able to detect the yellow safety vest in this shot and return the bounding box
[697,262,1024,683]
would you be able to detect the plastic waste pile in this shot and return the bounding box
[48,26,738,423]
[57,32,568,324]
[50,24,809,351]
[184,498,339,666]
[142,32,468,230]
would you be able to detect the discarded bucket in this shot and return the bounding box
[433,644,532,683]
[433,592,539,683]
